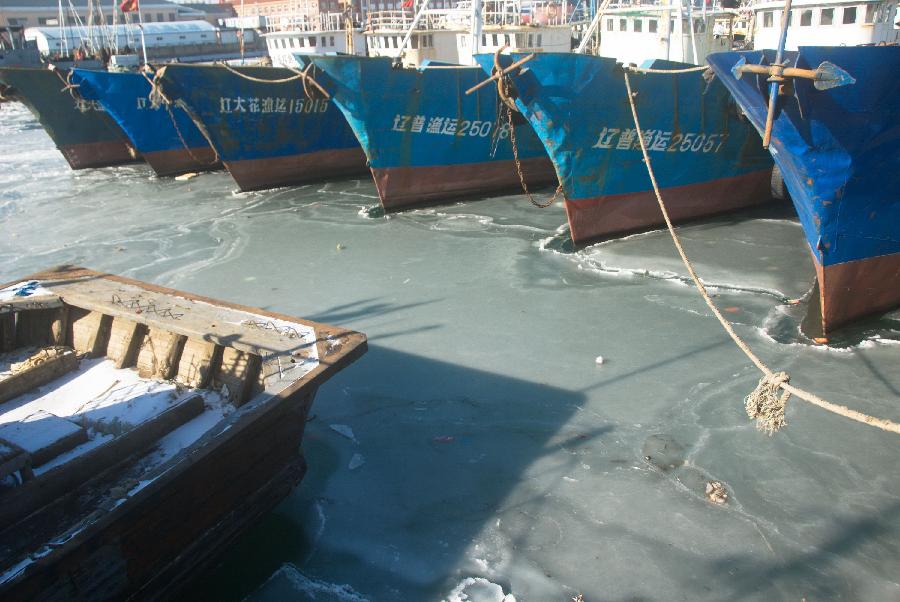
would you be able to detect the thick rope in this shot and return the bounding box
[622,69,900,436]
[143,67,221,165]
[219,62,330,99]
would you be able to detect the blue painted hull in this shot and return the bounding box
[474,53,775,244]
[70,68,219,177]
[154,64,366,191]
[308,56,556,211]
[708,46,900,332]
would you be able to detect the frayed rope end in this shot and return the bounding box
[745,371,791,435]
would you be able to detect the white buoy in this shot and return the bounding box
[595,355,605,365]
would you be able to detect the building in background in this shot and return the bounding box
[0,0,207,29]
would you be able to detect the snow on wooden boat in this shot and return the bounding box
[707,46,900,335]
[0,67,140,170]
[0,266,366,599]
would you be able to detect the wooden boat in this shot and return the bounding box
[0,266,366,599]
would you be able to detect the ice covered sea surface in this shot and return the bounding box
[2,102,899,601]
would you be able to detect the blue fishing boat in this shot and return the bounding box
[308,55,556,211]
[708,46,900,334]
[474,53,776,245]
[69,68,220,177]
[154,64,366,191]
[0,66,139,169]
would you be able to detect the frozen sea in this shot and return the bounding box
[2,101,899,601]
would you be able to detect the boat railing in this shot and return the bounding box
[365,3,573,31]
[265,12,352,34]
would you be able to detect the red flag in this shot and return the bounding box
[401,0,413,7]
[119,0,139,13]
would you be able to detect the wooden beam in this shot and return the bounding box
[70,309,112,358]
[0,411,88,467]
[0,394,205,530]
[108,318,147,369]
[50,305,70,346]
[136,328,187,380]
[214,347,261,406]
[0,313,14,353]
[0,349,78,404]
[176,339,220,389]
[0,294,63,315]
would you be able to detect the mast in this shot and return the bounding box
[469,0,483,64]
[58,0,68,57]
[687,0,698,64]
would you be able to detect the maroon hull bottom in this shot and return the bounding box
[59,139,140,170]
[814,251,900,335]
[372,157,557,211]
[224,147,368,191]
[565,169,774,246]
[142,147,222,177]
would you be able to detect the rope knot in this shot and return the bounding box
[745,371,791,435]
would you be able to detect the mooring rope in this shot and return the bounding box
[49,65,81,99]
[219,62,330,100]
[142,67,220,166]
[491,47,565,209]
[622,69,900,435]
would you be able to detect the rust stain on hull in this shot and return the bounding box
[565,169,774,246]
[373,157,557,211]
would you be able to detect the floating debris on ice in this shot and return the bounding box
[705,481,729,505]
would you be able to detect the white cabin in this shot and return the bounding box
[263,12,366,68]
[597,5,732,65]
[364,0,574,66]
[751,0,899,49]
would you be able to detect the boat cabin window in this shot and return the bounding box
[309,36,316,46]
[157,13,164,22]
[800,9,813,25]
[428,34,433,46]
[321,36,327,46]
[482,33,487,45]
[842,6,857,23]
[330,36,335,46]
[620,18,627,31]
[411,35,418,48]
[536,33,542,46]
[865,4,876,22]
[762,11,773,27]
[528,33,534,46]
[606,18,613,31]
[694,18,704,32]
[634,18,643,32]
[821,7,834,24]
[648,18,657,32]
